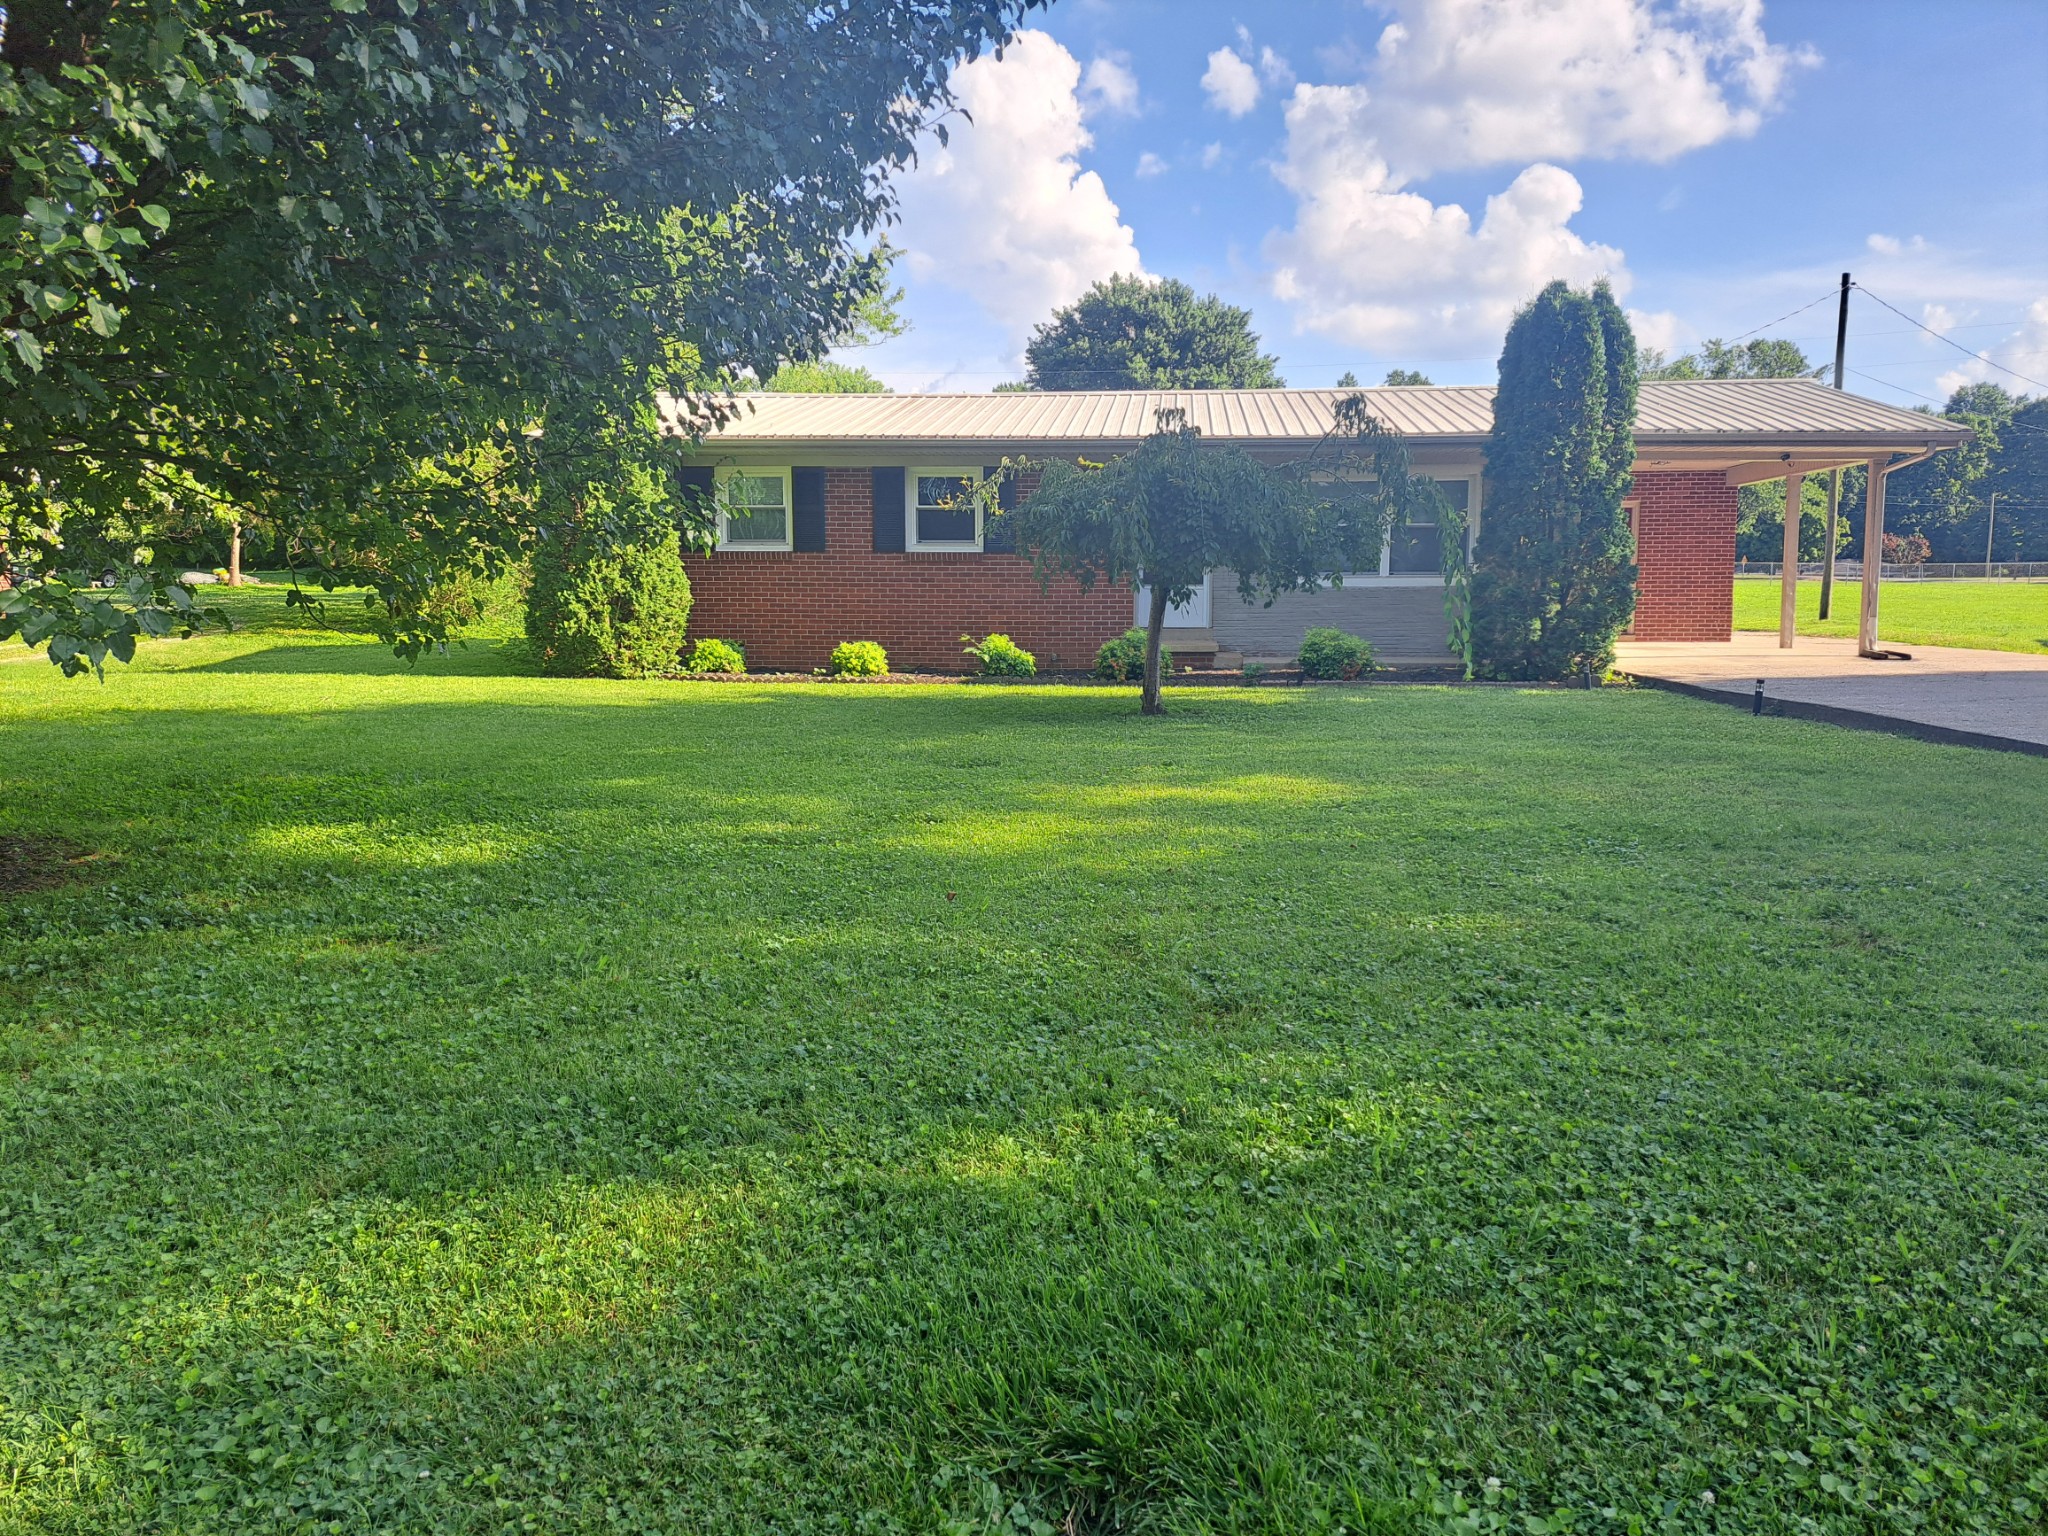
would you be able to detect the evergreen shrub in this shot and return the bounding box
[1470,279,1639,680]
[525,482,692,678]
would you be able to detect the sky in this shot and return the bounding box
[845,0,2048,410]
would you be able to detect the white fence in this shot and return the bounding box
[1736,562,2048,581]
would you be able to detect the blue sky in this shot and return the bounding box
[849,0,2048,408]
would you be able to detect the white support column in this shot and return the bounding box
[1858,457,1887,657]
[1778,471,1803,648]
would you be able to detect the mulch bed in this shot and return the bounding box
[0,834,103,896]
[662,666,1503,687]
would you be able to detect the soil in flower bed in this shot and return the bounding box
[662,665,1486,686]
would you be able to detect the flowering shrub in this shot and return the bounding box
[1883,532,1932,566]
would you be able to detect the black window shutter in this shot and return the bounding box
[981,465,1015,552]
[792,468,827,552]
[871,467,906,552]
[677,465,715,529]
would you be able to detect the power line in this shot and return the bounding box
[1845,368,1947,406]
[1719,289,1843,345]
[1853,283,2048,391]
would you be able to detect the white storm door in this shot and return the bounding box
[1135,572,1212,628]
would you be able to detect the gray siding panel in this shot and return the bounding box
[1210,575,1453,660]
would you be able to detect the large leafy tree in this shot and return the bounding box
[762,361,889,394]
[999,403,1441,713]
[1471,279,1639,680]
[1984,394,2046,561]
[1885,384,2025,559]
[1641,337,1822,381]
[1024,275,1284,391]
[0,0,1039,673]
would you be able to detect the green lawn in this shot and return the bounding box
[1733,576,2048,653]
[4,590,2045,1534]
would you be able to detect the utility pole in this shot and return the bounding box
[1984,491,1999,577]
[1817,272,1851,619]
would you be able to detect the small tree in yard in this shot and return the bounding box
[1001,407,1438,714]
[1471,279,1639,680]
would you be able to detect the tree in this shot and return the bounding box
[1736,474,1851,563]
[1024,276,1284,391]
[1886,384,2023,559]
[999,404,1440,714]
[992,381,1035,393]
[762,362,889,394]
[1641,338,1822,380]
[1335,371,1360,388]
[1382,368,1433,386]
[1986,396,2047,560]
[1471,280,1639,680]
[1,1,1042,674]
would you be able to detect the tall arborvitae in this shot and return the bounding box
[1470,280,1640,679]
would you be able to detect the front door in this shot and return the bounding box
[1135,572,1212,628]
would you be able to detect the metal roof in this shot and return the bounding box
[668,379,1968,455]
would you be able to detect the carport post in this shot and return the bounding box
[1857,457,1886,657]
[1779,471,1803,648]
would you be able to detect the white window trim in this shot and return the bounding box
[714,465,793,552]
[906,466,984,552]
[1334,474,1477,585]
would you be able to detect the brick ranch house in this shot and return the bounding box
[666,381,1969,672]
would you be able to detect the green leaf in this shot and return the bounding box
[86,295,123,338]
[11,329,45,371]
[139,203,171,231]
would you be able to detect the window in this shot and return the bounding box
[1388,478,1469,573]
[716,467,792,550]
[908,468,982,550]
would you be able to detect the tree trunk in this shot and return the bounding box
[229,521,243,586]
[1141,579,1169,716]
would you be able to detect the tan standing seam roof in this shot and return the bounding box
[666,379,1970,451]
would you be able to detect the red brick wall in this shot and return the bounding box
[1630,470,1737,641]
[681,467,1131,672]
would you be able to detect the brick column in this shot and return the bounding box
[1630,471,1737,641]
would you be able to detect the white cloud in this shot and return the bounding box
[1260,1,1814,359]
[1082,54,1140,117]
[889,31,1144,343]
[1202,47,1262,116]
[1200,142,1225,171]
[1135,151,1167,178]
[1629,307,1683,357]
[1868,233,1903,257]
[1363,0,1818,179]
[1265,83,1634,355]
[1259,46,1295,88]
[1921,303,1956,337]
[1935,297,2048,398]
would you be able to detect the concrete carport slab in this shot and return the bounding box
[1616,632,2048,756]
